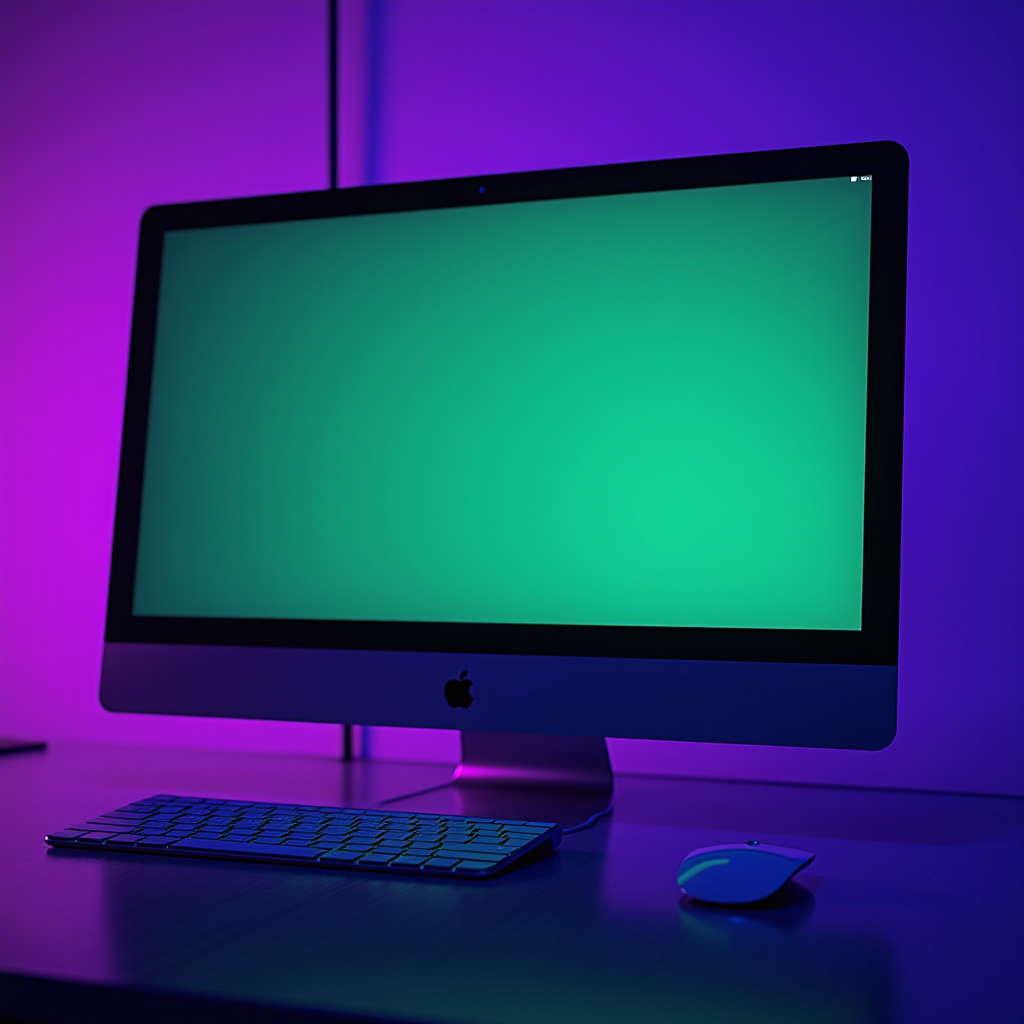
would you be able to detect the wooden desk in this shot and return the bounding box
[2,742,1022,1023]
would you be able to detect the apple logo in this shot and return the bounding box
[444,670,474,709]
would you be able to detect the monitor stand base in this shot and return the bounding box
[378,731,614,830]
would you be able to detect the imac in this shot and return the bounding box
[100,141,908,826]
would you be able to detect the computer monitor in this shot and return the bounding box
[101,141,908,824]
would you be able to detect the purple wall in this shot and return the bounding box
[0,0,342,756]
[2,0,1022,795]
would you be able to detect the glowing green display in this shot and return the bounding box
[134,176,872,629]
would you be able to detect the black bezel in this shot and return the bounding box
[107,141,908,667]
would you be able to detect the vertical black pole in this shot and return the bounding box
[328,0,339,189]
[330,0,351,760]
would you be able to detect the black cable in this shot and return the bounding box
[328,0,339,189]
[561,803,613,834]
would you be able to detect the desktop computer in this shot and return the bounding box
[93,140,908,837]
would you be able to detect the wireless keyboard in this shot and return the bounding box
[45,794,561,878]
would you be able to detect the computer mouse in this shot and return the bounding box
[677,841,815,905]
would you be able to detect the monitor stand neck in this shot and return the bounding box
[381,732,614,830]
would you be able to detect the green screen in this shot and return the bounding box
[134,176,872,630]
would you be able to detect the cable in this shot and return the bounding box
[561,803,614,834]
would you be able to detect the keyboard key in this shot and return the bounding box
[45,830,86,841]
[436,843,510,858]
[135,836,175,847]
[105,835,141,846]
[454,860,498,873]
[391,855,430,867]
[358,853,397,865]
[425,857,459,869]
[320,850,363,864]
[171,838,324,861]
[440,850,504,865]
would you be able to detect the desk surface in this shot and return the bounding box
[1,742,1022,1024]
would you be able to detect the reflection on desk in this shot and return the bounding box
[1,743,1022,1024]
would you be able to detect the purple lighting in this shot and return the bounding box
[0,0,339,755]
[1,0,1021,795]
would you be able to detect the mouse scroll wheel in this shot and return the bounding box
[745,840,761,846]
